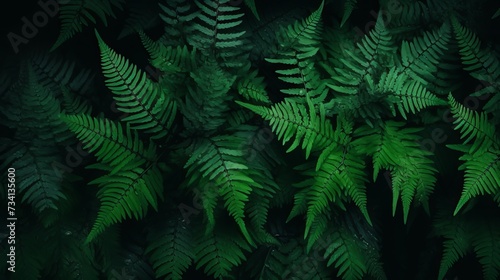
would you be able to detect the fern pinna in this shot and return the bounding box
[1,0,500,279]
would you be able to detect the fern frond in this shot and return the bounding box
[447,94,499,154]
[493,8,500,19]
[379,67,447,120]
[433,207,473,280]
[452,18,500,114]
[452,149,500,215]
[446,94,500,215]
[452,18,500,87]
[231,125,281,243]
[194,226,251,279]
[61,114,156,174]
[277,0,324,51]
[61,86,92,115]
[146,216,195,280]
[303,145,371,239]
[118,0,160,39]
[267,51,327,98]
[237,96,335,159]
[244,0,260,20]
[471,220,500,280]
[189,0,248,68]
[327,14,394,96]
[340,211,386,280]
[265,1,325,98]
[96,31,177,139]
[0,139,66,214]
[341,0,357,27]
[352,121,437,222]
[51,0,125,50]
[159,0,197,45]
[182,59,233,133]
[0,67,72,215]
[2,66,71,144]
[139,31,198,74]
[399,23,451,86]
[237,70,271,104]
[58,222,99,279]
[387,1,429,36]
[86,164,163,243]
[324,227,367,280]
[244,245,288,280]
[30,52,95,96]
[184,135,261,245]
[243,6,303,61]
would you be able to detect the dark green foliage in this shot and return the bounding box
[446,94,500,215]
[0,66,69,218]
[493,8,500,19]
[146,215,195,280]
[51,0,125,50]
[2,0,500,279]
[96,31,178,140]
[340,0,357,27]
[434,205,500,280]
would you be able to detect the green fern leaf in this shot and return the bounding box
[0,139,66,213]
[189,0,248,68]
[452,18,500,115]
[447,95,500,215]
[324,227,367,280]
[96,31,177,139]
[237,96,335,159]
[139,31,198,73]
[303,145,371,239]
[30,52,95,95]
[86,164,163,243]
[61,114,156,175]
[341,0,357,27]
[2,65,72,144]
[159,0,197,45]
[434,207,473,280]
[471,221,500,280]
[244,0,260,20]
[277,1,324,51]
[400,23,451,86]
[194,226,251,278]
[184,135,260,245]
[493,8,500,19]
[452,18,500,86]
[237,70,271,104]
[61,86,92,115]
[118,0,160,39]
[447,94,498,154]
[244,245,288,280]
[51,0,125,50]
[265,1,325,98]
[452,150,500,215]
[146,216,195,280]
[182,59,233,133]
[352,121,438,223]
[379,67,447,120]
[327,14,394,98]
